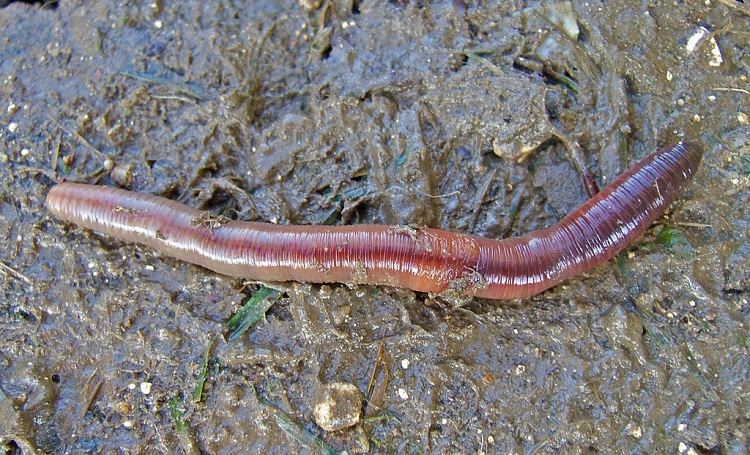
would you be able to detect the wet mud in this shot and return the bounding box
[1,0,749,453]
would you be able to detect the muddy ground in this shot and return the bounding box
[1,0,749,453]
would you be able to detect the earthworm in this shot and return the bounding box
[46,141,703,300]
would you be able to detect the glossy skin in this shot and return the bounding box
[46,141,702,299]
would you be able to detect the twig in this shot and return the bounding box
[0,260,32,285]
[673,221,713,229]
[461,50,506,77]
[714,87,750,96]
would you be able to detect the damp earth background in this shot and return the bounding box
[1,1,749,453]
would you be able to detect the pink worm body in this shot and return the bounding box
[46,141,702,299]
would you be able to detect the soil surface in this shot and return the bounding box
[1,1,749,454]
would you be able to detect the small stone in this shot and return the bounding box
[313,382,361,431]
[111,162,134,186]
[542,2,579,40]
[113,401,130,414]
[140,382,152,395]
[299,0,321,10]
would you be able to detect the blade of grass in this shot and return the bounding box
[252,385,338,455]
[170,395,187,433]
[192,337,217,403]
[170,395,202,455]
[655,225,696,260]
[227,286,281,341]
[119,67,209,101]
[274,412,338,455]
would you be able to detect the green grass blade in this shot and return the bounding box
[227,286,281,341]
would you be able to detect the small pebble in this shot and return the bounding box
[113,401,130,414]
[140,382,152,395]
[313,382,361,432]
[299,0,321,10]
[111,163,134,186]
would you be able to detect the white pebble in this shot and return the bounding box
[140,382,152,395]
[686,27,708,53]
[398,388,408,400]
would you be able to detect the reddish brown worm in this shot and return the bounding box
[46,141,702,299]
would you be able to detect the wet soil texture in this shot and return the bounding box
[1,0,749,453]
